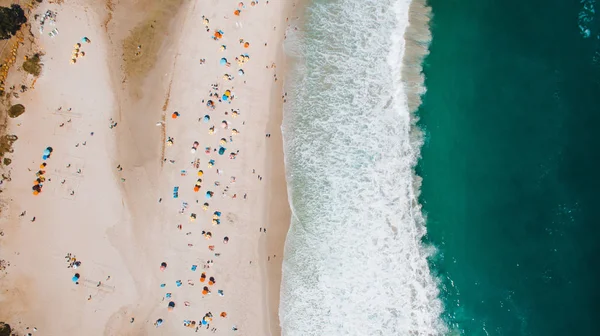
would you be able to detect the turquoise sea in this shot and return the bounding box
[419,0,600,335]
[279,0,600,334]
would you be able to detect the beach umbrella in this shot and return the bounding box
[42,155,48,160]
[244,42,250,48]
[160,262,167,271]
[171,111,180,119]
[220,312,227,318]
[223,236,229,244]
[70,58,76,64]
[80,51,85,57]
[220,45,226,51]
[232,129,239,135]
[194,186,200,192]
[72,273,80,282]
[218,147,226,155]
[220,58,227,65]
[203,203,209,210]
[168,301,175,311]
[221,120,228,128]
[198,170,204,176]
[238,69,244,75]
[82,37,90,43]
[222,94,228,101]
[220,138,227,145]
[74,43,81,48]
[203,18,209,25]
[205,191,213,199]
[251,0,256,6]
[155,319,163,327]
[203,115,210,123]
[208,159,215,167]
[43,148,51,156]
[234,9,241,16]
[238,2,244,8]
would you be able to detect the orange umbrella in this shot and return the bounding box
[202,289,208,295]
[234,9,241,16]
[220,312,227,318]
[33,190,39,195]
[244,42,250,48]
[194,185,200,192]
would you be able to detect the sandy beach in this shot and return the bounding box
[0,0,294,334]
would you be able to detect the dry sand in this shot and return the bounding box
[0,0,294,335]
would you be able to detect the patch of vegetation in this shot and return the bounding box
[0,134,17,159]
[0,5,26,40]
[0,322,12,336]
[22,53,42,76]
[8,104,24,118]
[2,158,10,166]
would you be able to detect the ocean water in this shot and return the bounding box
[418,0,600,335]
[279,0,444,335]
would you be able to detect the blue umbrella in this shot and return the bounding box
[43,149,50,156]
[238,69,244,75]
[205,191,213,199]
[222,94,228,101]
[218,147,226,155]
[42,155,48,160]
[203,115,210,123]
[72,273,80,282]
[220,58,227,65]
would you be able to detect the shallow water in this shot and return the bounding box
[279,0,443,334]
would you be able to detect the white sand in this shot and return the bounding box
[0,0,294,335]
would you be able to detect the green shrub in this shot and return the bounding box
[0,5,26,40]
[8,104,24,118]
[23,54,42,76]
[0,322,12,336]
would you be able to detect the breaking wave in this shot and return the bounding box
[279,0,445,335]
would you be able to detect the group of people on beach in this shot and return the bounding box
[151,2,283,332]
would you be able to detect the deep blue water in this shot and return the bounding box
[418,0,600,334]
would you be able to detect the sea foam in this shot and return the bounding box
[279,0,445,335]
